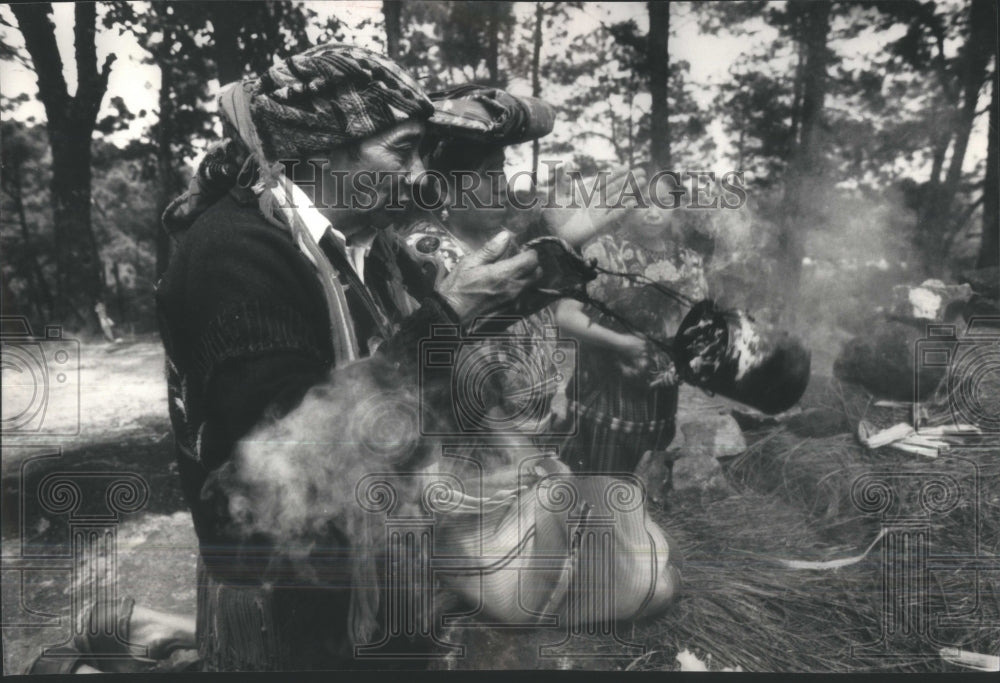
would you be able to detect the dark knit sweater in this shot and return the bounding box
[156,192,457,665]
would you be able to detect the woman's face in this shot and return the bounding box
[627,206,677,242]
[445,145,508,234]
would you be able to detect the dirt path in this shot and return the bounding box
[2,338,190,674]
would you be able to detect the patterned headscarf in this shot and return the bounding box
[163,44,433,235]
[428,84,554,145]
[249,44,434,160]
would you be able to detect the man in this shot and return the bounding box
[156,44,546,671]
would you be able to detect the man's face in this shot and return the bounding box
[313,120,427,231]
[446,145,508,234]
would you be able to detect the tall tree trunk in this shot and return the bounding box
[11,3,115,332]
[383,1,402,60]
[977,60,998,269]
[942,0,992,193]
[531,2,543,184]
[775,0,831,323]
[155,26,176,280]
[206,2,243,84]
[485,2,501,87]
[648,1,670,171]
[790,30,804,147]
[918,0,993,275]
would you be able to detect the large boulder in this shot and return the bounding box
[833,319,950,401]
[635,414,745,505]
[960,266,1000,301]
[677,413,747,458]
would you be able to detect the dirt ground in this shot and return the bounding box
[3,336,993,673]
[0,335,738,674]
[2,337,196,675]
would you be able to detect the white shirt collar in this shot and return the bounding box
[273,176,371,284]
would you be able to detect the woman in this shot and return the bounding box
[398,91,683,627]
[399,85,563,448]
[400,86,645,446]
[556,206,709,474]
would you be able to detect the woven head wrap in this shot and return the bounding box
[427,84,554,145]
[248,43,434,160]
[163,43,433,235]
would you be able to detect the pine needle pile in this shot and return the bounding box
[625,375,1000,672]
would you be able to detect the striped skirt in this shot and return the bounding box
[559,362,679,474]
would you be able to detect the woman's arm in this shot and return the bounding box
[555,298,646,354]
[542,167,647,248]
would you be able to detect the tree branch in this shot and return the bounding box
[74,2,98,89]
[9,3,69,127]
[72,1,116,122]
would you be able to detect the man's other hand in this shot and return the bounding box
[436,230,543,323]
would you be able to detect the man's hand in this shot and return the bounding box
[436,230,543,323]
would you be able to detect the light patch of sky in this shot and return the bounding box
[0,1,988,184]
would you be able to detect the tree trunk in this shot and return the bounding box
[486,2,501,87]
[383,1,402,60]
[531,2,543,184]
[977,58,998,269]
[155,26,176,280]
[917,0,993,275]
[775,0,831,323]
[50,125,103,329]
[790,30,804,147]
[11,3,115,332]
[648,1,670,171]
[942,0,992,193]
[206,2,244,84]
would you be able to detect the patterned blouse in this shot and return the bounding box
[581,233,709,382]
[398,214,561,434]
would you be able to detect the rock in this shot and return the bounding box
[889,279,972,322]
[634,449,683,505]
[833,319,950,401]
[677,414,747,459]
[784,408,851,438]
[671,450,731,502]
[960,266,1000,300]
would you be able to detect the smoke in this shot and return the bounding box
[204,354,440,642]
[796,183,922,375]
[200,346,551,642]
[220,363,424,536]
[689,181,923,376]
